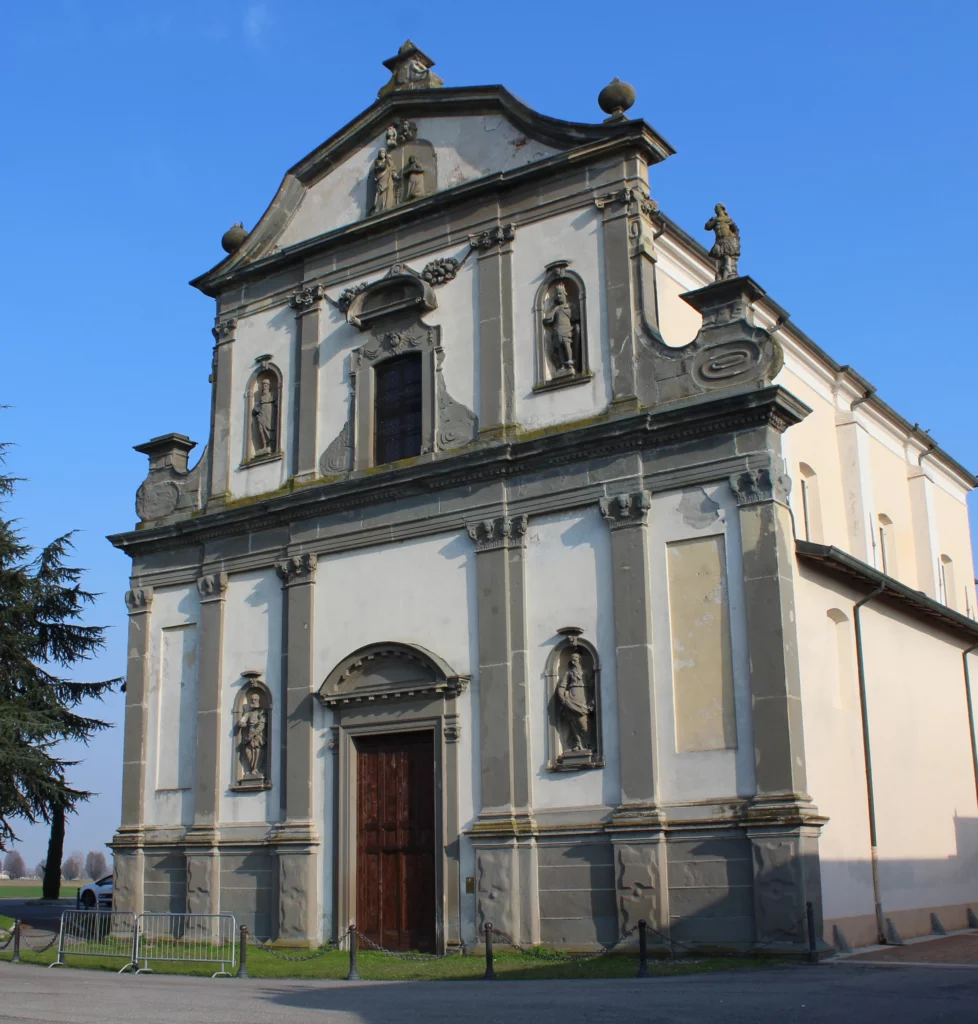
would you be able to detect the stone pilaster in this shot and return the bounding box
[599,490,668,942]
[470,225,516,441]
[274,553,321,944]
[730,463,827,950]
[207,318,236,506]
[112,585,154,916]
[185,571,229,917]
[466,512,538,946]
[289,286,326,482]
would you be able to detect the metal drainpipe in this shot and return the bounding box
[853,581,886,944]
[963,643,978,810]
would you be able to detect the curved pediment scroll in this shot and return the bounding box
[317,641,470,708]
[344,266,436,331]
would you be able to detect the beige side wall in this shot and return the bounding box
[867,435,918,586]
[931,484,977,615]
[796,562,978,946]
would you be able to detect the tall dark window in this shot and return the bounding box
[374,354,423,465]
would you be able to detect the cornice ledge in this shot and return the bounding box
[318,674,469,708]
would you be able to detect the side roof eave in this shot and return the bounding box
[189,85,675,296]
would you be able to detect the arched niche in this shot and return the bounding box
[243,356,283,464]
[533,261,590,391]
[545,627,603,771]
[345,267,436,331]
[231,671,272,791]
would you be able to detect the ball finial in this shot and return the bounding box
[598,78,636,120]
[221,222,248,254]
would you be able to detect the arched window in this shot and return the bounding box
[826,608,854,710]
[939,555,956,608]
[374,353,423,465]
[877,514,896,576]
[798,463,822,542]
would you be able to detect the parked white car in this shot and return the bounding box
[76,875,112,909]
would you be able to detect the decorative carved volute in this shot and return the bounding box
[465,515,529,551]
[729,465,792,507]
[196,572,229,601]
[125,587,154,614]
[133,433,203,524]
[289,284,327,313]
[599,490,652,530]
[211,318,237,344]
[468,223,516,251]
[277,553,318,585]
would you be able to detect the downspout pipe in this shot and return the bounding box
[963,643,978,811]
[853,581,886,944]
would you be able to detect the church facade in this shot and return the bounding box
[109,43,978,954]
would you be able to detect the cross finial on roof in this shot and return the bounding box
[378,40,444,97]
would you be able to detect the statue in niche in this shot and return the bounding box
[371,149,399,214]
[403,155,426,201]
[236,689,268,779]
[704,203,741,280]
[251,376,277,455]
[542,282,579,374]
[556,651,593,752]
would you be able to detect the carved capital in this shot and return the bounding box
[468,223,516,251]
[444,715,461,744]
[465,514,528,551]
[196,572,229,602]
[729,466,792,507]
[599,490,651,530]
[289,284,327,313]
[125,587,154,614]
[211,318,237,343]
[276,553,318,585]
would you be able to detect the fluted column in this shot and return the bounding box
[289,286,326,482]
[207,318,236,506]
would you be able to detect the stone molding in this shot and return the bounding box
[465,514,528,551]
[599,490,651,530]
[288,284,327,314]
[729,465,792,507]
[276,553,318,585]
[593,186,659,222]
[125,587,153,614]
[468,223,516,251]
[211,318,237,344]
[195,572,228,602]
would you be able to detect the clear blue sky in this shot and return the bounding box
[2,1,975,870]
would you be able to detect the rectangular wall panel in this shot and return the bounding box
[667,536,737,752]
[156,624,198,790]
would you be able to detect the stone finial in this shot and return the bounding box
[378,40,444,97]
[221,222,247,254]
[598,78,635,121]
[704,204,741,281]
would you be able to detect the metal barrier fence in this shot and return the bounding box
[135,913,237,977]
[51,911,138,973]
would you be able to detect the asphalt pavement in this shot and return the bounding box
[0,961,975,1023]
[0,896,75,932]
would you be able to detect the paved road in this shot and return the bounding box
[0,897,73,932]
[0,962,975,1023]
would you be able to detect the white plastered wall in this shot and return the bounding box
[144,583,201,827]
[219,570,284,825]
[311,531,478,940]
[277,115,560,248]
[524,509,620,809]
[227,304,295,499]
[511,207,610,429]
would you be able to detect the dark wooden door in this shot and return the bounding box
[356,731,436,952]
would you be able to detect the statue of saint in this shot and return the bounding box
[252,377,276,454]
[403,155,426,200]
[237,691,267,776]
[371,149,399,213]
[704,203,741,280]
[555,652,592,752]
[386,125,398,150]
[543,282,576,372]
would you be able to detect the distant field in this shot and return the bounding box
[0,880,93,899]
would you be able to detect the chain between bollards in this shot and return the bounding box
[806,901,817,963]
[637,919,649,977]
[346,924,360,980]
[483,922,496,980]
[236,925,249,978]
[12,920,20,963]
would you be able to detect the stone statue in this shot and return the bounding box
[252,377,276,454]
[386,125,398,150]
[403,155,426,201]
[371,149,399,213]
[555,652,592,752]
[237,691,267,777]
[704,203,741,280]
[543,282,576,372]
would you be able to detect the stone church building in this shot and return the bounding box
[110,43,978,954]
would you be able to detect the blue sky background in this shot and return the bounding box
[1,1,975,870]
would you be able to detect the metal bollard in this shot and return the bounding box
[11,920,20,963]
[806,901,818,963]
[346,924,360,981]
[236,925,249,979]
[483,923,496,980]
[637,919,649,978]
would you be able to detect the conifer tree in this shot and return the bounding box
[0,441,121,897]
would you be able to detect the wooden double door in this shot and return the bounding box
[356,731,436,952]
